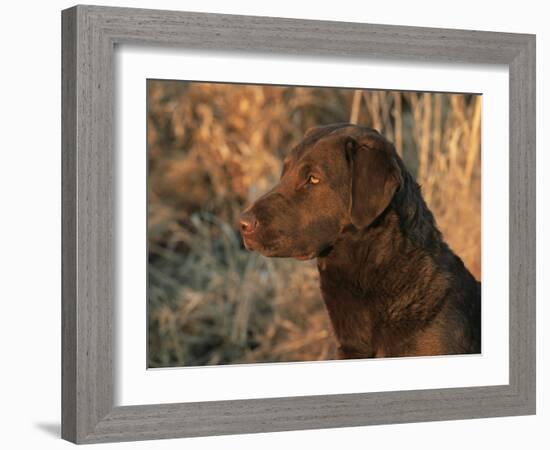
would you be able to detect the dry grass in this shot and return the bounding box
[147,80,481,368]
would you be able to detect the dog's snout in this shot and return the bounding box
[239,211,258,235]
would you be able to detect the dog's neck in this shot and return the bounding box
[317,208,409,289]
[316,170,455,357]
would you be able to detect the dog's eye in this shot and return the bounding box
[308,175,320,185]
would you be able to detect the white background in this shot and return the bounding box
[116,48,509,405]
[0,1,546,449]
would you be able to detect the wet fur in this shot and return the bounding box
[242,124,481,358]
[319,159,480,357]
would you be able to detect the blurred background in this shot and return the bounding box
[147,80,481,368]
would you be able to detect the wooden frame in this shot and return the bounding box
[61,5,536,444]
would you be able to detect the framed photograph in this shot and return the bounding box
[61,5,536,444]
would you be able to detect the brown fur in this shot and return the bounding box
[240,123,481,358]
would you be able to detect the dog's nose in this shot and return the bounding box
[239,211,258,235]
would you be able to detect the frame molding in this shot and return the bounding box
[61,5,536,444]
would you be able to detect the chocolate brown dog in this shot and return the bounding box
[240,123,481,358]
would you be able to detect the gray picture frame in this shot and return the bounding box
[61,5,536,444]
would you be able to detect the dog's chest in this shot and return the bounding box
[319,274,377,356]
[318,268,425,358]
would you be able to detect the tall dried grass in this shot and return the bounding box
[147,80,481,367]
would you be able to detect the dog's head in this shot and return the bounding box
[240,123,402,260]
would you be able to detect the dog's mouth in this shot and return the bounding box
[241,234,255,251]
[241,233,276,256]
[293,254,316,261]
[242,234,321,261]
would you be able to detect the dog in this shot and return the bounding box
[240,123,481,359]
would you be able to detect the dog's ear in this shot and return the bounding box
[345,136,402,228]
